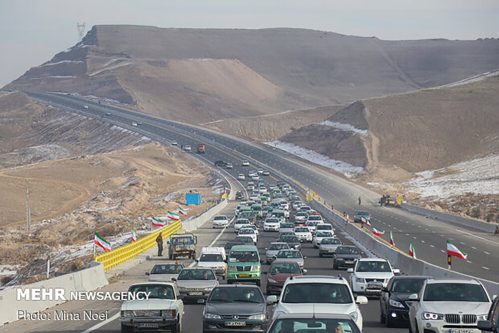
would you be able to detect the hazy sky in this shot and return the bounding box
[1,0,499,86]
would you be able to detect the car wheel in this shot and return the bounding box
[256,280,261,286]
[386,316,394,328]
[171,319,180,333]
[121,324,134,333]
[332,262,338,270]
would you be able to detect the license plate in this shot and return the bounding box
[189,291,203,295]
[448,330,474,333]
[239,274,250,278]
[225,321,246,327]
[368,283,382,289]
[138,323,159,328]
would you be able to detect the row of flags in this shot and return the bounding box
[362,218,468,262]
[93,205,189,254]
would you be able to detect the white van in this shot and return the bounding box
[196,247,227,279]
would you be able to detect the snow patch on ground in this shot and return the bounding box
[407,154,499,198]
[266,140,364,178]
[40,60,84,67]
[319,120,368,136]
[439,70,499,88]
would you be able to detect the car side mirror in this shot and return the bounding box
[347,268,354,273]
[477,320,494,331]
[382,287,389,292]
[171,278,177,282]
[195,259,199,262]
[408,293,419,301]
[393,268,401,275]
[356,296,368,305]
[493,294,497,300]
[303,256,307,259]
[145,272,150,275]
[267,295,278,304]
[302,269,308,274]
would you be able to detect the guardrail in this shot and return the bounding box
[95,220,182,271]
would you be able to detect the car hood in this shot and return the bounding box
[148,274,178,282]
[197,262,226,269]
[266,250,280,257]
[121,298,177,311]
[319,244,340,250]
[205,302,265,316]
[276,303,356,316]
[354,272,393,280]
[274,258,303,265]
[422,301,490,314]
[268,273,300,283]
[176,280,218,289]
[336,254,361,260]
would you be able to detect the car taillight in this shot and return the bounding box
[171,309,177,317]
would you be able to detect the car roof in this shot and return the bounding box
[273,312,353,320]
[425,279,481,285]
[357,258,387,262]
[181,267,215,271]
[130,281,175,287]
[230,245,258,251]
[283,275,349,285]
[390,275,431,280]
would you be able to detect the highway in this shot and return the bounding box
[29,92,499,283]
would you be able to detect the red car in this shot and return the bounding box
[265,261,306,295]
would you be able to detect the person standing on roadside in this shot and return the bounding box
[156,232,163,256]
[358,196,362,205]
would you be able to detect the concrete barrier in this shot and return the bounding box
[0,263,108,326]
[401,203,498,234]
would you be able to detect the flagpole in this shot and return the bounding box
[447,255,452,270]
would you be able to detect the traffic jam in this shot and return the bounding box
[119,161,498,333]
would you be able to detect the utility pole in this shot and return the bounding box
[25,185,32,232]
[76,22,86,41]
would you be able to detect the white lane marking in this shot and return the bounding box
[81,312,120,332]
[472,246,477,250]
[484,251,491,255]
[467,260,473,264]
[412,236,417,240]
[482,266,490,270]
[405,233,410,236]
[454,228,499,245]
[440,250,445,253]
[430,245,435,248]
[460,242,466,245]
[421,240,425,244]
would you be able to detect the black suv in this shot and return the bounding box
[214,160,228,167]
[478,295,499,332]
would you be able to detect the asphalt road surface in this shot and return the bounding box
[29,92,499,282]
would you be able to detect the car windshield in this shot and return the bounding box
[270,263,301,274]
[151,264,183,274]
[277,250,301,258]
[321,238,341,245]
[230,250,258,262]
[423,283,489,302]
[336,247,360,255]
[295,228,309,232]
[171,236,194,245]
[296,212,308,216]
[214,216,227,221]
[356,261,391,272]
[308,216,322,221]
[239,229,254,234]
[282,235,299,242]
[209,286,264,303]
[268,318,359,333]
[357,212,369,216]
[317,225,332,230]
[236,236,253,243]
[267,219,279,223]
[269,243,289,250]
[236,220,249,224]
[316,232,332,238]
[200,254,224,262]
[282,283,353,304]
[177,269,216,280]
[281,223,293,228]
[391,278,426,294]
[128,284,175,300]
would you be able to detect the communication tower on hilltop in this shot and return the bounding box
[77,22,86,41]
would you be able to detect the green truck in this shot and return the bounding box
[227,245,261,286]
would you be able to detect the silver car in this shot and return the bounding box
[318,237,343,257]
[273,249,305,269]
[265,242,290,264]
[174,267,219,303]
[147,263,184,282]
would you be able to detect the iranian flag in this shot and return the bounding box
[360,216,371,226]
[447,241,468,259]
[409,243,416,258]
[150,217,166,227]
[167,211,180,221]
[389,231,395,247]
[94,233,111,252]
[178,206,188,217]
[372,227,385,237]
[131,225,137,242]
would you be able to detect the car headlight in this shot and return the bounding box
[422,312,443,320]
[389,299,405,308]
[121,310,134,318]
[251,265,260,271]
[177,286,187,291]
[349,311,359,322]
[267,277,277,284]
[228,266,237,272]
[204,287,214,291]
[355,277,366,283]
[204,313,222,319]
[478,314,488,320]
[248,314,266,320]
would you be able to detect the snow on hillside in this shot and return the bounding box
[407,154,499,198]
[266,140,364,178]
[319,120,368,136]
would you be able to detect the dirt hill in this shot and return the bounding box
[6,25,499,124]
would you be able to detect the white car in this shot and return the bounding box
[305,220,321,234]
[234,218,251,232]
[237,174,245,180]
[267,275,368,330]
[196,247,227,279]
[238,227,258,244]
[294,211,309,223]
[83,105,89,109]
[408,279,491,333]
[212,215,230,228]
[242,160,250,166]
[294,226,313,242]
[263,217,281,231]
[306,214,324,225]
[312,230,335,248]
[225,163,233,169]
[262,170,270,176]
[171,141,178,146]
[183,145,192,152]
[316,223,334,234]
[120,282,184,332]
[348,258,400,296]
[147,263,184,282]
